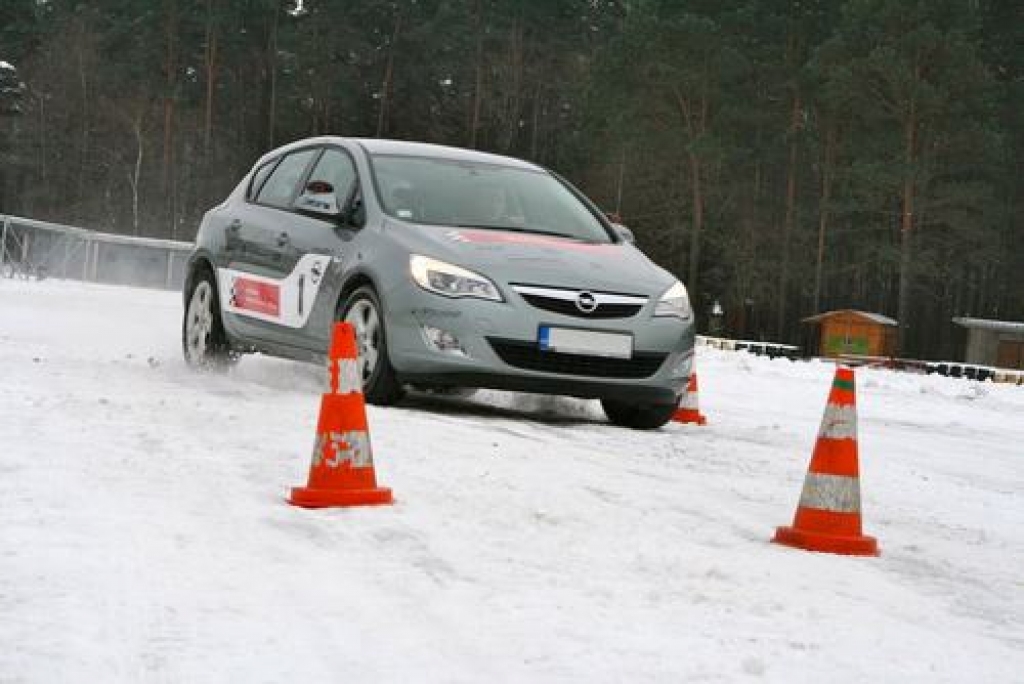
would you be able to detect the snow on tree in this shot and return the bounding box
[0,60,25,116]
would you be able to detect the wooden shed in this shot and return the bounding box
[801,310,898,359]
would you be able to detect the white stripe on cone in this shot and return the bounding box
[680,390,700,410]
[326,358,363,395]
[798,472,862,513]
[817,404,857,440]
[312,430,374,468]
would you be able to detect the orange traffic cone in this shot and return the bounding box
[772,366,879,556]
[672,372,707,425]
[288,322,393,508]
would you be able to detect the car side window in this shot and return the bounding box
[294,149,358,214]
[255,148,318,209]
[247,159,277,201]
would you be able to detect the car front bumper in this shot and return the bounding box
[382,285,694,405]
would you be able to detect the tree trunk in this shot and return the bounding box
[76,37,90,216]
[672,86,707,299]
[376,9,403,138]
[467,0,483,148]
[37,96,48,195]
[896,98,917,354]
[129,113,144,236]
[687,150,703,298]
[266,4,280,148]
[614,147,627,217]
[813,121,836,315]
[163,0,179,237]
[529,82,542,161]
[777,90,801,339]
[502,16,524,153]
[203,0,219,159]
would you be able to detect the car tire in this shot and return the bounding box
[601,398,677,430]
[339,285,405,406]
[182,268,236,369]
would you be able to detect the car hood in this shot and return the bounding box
[389,223,676,296]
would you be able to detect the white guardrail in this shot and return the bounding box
[0,214,192,290]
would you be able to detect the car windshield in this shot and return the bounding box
[371,154,613,243]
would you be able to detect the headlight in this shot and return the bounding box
[409,255,503,301]
[654,281,693,320]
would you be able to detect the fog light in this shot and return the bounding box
[422,325,466,356]
[670,353,693,379]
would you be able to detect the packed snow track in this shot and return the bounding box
[1,279,1022,683]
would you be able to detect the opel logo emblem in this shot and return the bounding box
[575,291,598,314]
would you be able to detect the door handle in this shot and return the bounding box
[227,219,241,233]
[276,231,291,247]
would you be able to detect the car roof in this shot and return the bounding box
[256,136,543,172]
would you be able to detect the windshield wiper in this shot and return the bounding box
[454,224,585,241]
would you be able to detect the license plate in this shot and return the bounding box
[538,326,633,359]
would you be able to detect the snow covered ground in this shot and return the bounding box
[1,278,1022,683]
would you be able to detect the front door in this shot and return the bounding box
[997,339,1024,370]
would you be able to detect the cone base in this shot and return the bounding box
[288,486,393,509]
[672,409,707,425]
[772,525,879,556]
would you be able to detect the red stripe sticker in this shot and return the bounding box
[231,277,280,317]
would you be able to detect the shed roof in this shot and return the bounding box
[952,317,1024,334]
[801,309,898,326]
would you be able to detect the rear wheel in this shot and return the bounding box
[182,269,235,368]
[339,285,405,405]
[601,398,677,430]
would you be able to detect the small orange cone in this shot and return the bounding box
[672,372,707,425]
[288,322,393,508]
[772,366,879,556]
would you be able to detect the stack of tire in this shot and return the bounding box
[926,362,995,382]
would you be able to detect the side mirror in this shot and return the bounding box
[612,222,635,244]
[337,185,366,228]
[296,180,341,218]
[342,192,366,228]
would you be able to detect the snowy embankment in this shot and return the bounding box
[1,279,1022,683]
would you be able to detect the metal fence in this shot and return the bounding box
[0,214,192,290]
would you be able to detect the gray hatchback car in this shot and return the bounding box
[182,137,694,428]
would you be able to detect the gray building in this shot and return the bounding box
[953,317,1024,370]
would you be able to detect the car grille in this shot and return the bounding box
[511,284,647,320]
[487,338,667,379]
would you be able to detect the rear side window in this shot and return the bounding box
[247,160,277,200]
[256,148,318,209]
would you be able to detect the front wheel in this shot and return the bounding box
[601,398,677,430]
[339,285,405,405]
